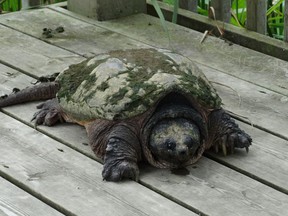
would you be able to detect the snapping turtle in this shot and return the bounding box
[0,48,251,181]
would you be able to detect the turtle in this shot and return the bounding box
[0,48,252,181]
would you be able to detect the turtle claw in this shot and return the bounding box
[246,146,249,153]
[214,143,219,153]
[223,131,251,155]
[209,109,252,155]
[31,99,63,126]
[221,136,227,156]
[222,143,227,156]
[214,129,251,156]
[102,160,139,182]
[102,137,140,182]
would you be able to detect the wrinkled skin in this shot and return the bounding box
[0,48,253,182]
[30,98,251,182]
[149,118,201,165]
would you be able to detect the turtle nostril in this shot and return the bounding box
[166,140,176,150]
[179,149,187,155]
[185,136,195,149]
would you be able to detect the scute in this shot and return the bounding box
[56,48,221,121]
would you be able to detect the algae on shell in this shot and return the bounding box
[56,49,222,121]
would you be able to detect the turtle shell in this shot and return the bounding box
[56,48,221,121]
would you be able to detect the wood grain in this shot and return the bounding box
[210,0,231,23]
[0,113,196,216]
[0,9,287,140]
[42,8,288,96]
[0,24,84,78]
[67,0,146,20]
[0,7,288,216]
[0,9,148,57]
[246,0,267,34]
[1,68,288,215]
[179,0,197,12]
[0,177,64,216]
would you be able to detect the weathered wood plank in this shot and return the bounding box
[0,112,196,216]
[1,67,288,215]
[45,7,288,96]
[0,9,148,58]
[104,14,288,95]
[0,64,288,193]
[0,177,64,216]
[179,0,197,13]
[0,9,287,141]
[147,1,288,62]
[140,156,288,216]
[3,102,288,216]
[0,7,287,215]
[207,121,288,194]
[21,0,40,9]
[0,5,287,157]
[67,0,146,21]
[246,0,267,34]
[0,24,84,78]
[210,0,231,23]
[0,5,288,180]
[199,64,288,140]
[0,64,36,94]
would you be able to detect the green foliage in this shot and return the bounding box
[172,0,179,23]
[151,0,182,45]
[1,0,21,12]
[163,0,174,4]
[267,0,285,39]
[159,0,285,40]
[150,0,171,42]
[197,0,209,15]
[0,0,66,12]
[231,0,246,27]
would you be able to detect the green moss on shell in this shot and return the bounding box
[56,48,222,121]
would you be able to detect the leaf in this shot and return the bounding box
[172,0,179,23]
[267,0,284,16]
[150,0,171,43]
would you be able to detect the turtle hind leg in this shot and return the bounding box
[102,124,141,182]
[207,108,252,155]
[32,98,64,126]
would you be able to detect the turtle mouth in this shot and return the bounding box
[142,92,208,168]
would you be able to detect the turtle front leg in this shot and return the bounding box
[207,108,252,155]
[32,98,64,126]
[102,124,141,182]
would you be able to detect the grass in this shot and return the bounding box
[161,0,286,41]
[0,0,66,12]
[1,0,285,41]
[1,0,21,11]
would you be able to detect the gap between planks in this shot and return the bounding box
[0,169,77,216]
[1,66,288,214]
[0,112,197,216]
[0,8,286,214]
[0,8,286,193]
[0,176,64,216]
[2,109,287,214]
[0,9,287,142]
[45,6,288,97]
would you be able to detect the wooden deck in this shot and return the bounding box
[0,4,288,216]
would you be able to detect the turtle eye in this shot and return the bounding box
[185,136,195,149]
[166,140,176,150]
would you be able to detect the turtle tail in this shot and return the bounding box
[0,82,60,108]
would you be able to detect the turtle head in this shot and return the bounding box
[144,93,207,168]
[149,118,201,164]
